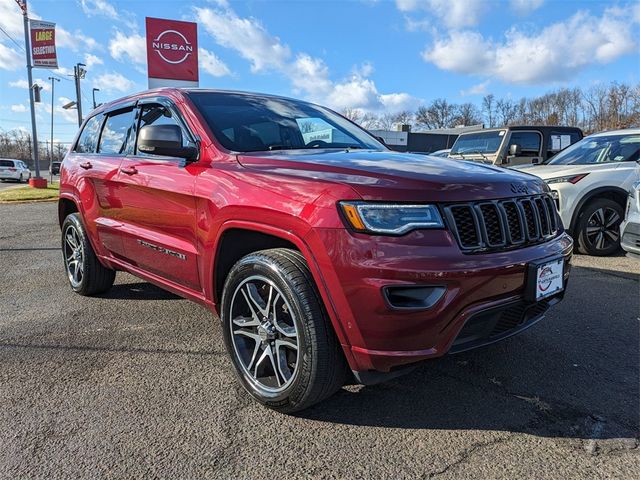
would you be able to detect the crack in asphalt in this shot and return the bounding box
[424,435,515,478]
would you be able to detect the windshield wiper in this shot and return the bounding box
[267,145,299,151]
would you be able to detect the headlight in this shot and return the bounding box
[339,202,444,235]
[545,173,589,185]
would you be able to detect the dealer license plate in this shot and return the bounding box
[534,258,564,300]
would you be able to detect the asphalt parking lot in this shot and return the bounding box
[0,202,638,479]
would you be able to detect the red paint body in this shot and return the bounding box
[59,88,572,375]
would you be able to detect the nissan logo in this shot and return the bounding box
[151,29,193,64]
[510,183,529,195]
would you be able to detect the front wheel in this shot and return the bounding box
[221,248,347,413]
[61,213,116,295]
[576,198,623,256]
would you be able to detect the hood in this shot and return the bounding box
[237,149,547,202]
[513,164,590,181]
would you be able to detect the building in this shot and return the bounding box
[370,124,484,153]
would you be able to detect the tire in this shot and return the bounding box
[576,198,624,256]
[61,213,116,295]
[18,174,23,183]
[221,248,347,413]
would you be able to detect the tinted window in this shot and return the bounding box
[0,160,13,167]
[137,104,189,154]
[548,134,640,165]
[75,115,103,153]
[99,109,135,155]
[188,92,381,152]
[509,131,541,155]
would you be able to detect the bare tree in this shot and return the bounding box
[482,94,496,127]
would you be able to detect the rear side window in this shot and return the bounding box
[509,131,541,155]
[0,160,14,167]
[75,115,103,153]
[99,109,135,155]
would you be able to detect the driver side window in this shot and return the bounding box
[136,104,190,156]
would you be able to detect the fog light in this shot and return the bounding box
[383,285,446,310]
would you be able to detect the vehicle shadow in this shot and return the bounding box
[99,282,181,301]
[300,265,639,441]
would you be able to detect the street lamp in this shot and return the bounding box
[92,88,100,109]
[48,76,60,183]
[73,62,86,127]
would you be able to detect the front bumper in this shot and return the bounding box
[309,227,573,374]
[621,219,640,256]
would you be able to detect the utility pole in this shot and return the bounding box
[73,63,86,127]
[92,88,100,109]
[18,0,41,180]
[48,76,60,183]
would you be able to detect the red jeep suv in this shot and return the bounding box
[59,89,572,412]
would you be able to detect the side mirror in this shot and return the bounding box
[531,157,543,165]
[509,144,522,156]
[137,124,197,160]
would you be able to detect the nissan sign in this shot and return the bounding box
[146,17,199,88]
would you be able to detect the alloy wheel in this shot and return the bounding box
[585,207,620,252]
[63,224,84,288]
[229,275,299,394]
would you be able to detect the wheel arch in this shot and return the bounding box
[568,186,628,234]
[58,194,80,229]
[211,221,353,365]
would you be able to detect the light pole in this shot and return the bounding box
[73,62,86,127]
[48,76,60,183]
[92,88,100,109]
[17,0,41,181]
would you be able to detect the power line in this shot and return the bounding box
[0,25,25,52]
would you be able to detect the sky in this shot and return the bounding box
[0,0,639,143]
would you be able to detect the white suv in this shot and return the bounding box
[621,180,640,257]
[516,129,640,256]
[0,158,32,183]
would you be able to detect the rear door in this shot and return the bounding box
[67,112,131,258]
[114,99,201,291]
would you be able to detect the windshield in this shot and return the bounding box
[187,92,384,153]
[547,134,640,165]
[450,131,505,155]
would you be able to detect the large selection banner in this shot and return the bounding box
[146,17,199,88]
[30,20,58,69]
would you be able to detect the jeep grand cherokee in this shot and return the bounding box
[58,89,572,412]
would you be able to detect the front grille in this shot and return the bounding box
[443,194,560,253]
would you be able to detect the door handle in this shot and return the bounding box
[79,161,92,170]
[120,166,138,175]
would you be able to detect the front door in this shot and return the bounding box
[115,101,201,292]
[504,130,543,166]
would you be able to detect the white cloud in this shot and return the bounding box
[10,104,27,113]
[0,0,26,37]
[56,27,99,52]
[84,53,103,69]
[198,48,231,77]
[195,6,291,72]
[510,0,545,16]
[9,78,51,91]
[461,80,490,96]
[195,4,416,114]
[108,30,146,64]
[93,72,135,93]
[78,0,136,29]
[0,43,22,70]
[422,8,639,85]
[397,0,486,29]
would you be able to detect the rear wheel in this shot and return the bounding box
[576,198,623,256]
[61,213,116,295]
[18,173,23,183]
[221,248,347,413]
